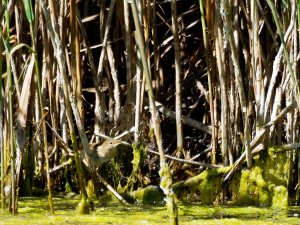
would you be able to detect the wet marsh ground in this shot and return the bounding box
[0,197,299,224]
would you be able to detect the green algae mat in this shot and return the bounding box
[0,197,299,224]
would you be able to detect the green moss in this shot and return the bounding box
[237,170,256,205]
[232,147,292,207]
[125,144,146,191]
[173,167,232,204]
[258,147,290,207]
[77,198,90,214]
[94,145,292,208]
[159,163,173,192]
[264,147,289,187]
[197,167,231,204]
[86,180,95,199]
[98,191,118,205]
[199,175,221,205]
[235,167,271,206]
[64,166,72,193]
[272,186,288,209]
[251,166,271,206]
[123,185,165,205]
[0,197,298,225]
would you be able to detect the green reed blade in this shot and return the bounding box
[23,0,34,23]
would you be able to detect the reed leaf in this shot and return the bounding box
[22,0,34,23]
[267,0,300,109]
[17,55,35,128]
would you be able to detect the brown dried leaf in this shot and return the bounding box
[17,54,35,128]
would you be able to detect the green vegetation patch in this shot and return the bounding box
[0,198,298,225]
[233,148,290,207]
[122,185,165,205]
[236,167,271,206]
[173,166,232,204]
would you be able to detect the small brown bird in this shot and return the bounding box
[87,139,123,168]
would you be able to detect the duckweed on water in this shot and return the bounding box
[0,197,299,224]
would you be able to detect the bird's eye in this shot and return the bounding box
[110,141,113,145]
